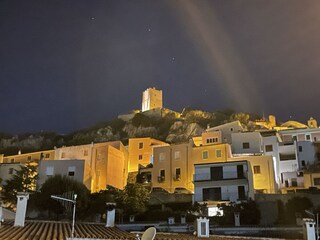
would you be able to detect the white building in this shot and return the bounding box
[193,160,254,206]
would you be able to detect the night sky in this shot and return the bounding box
[1,0,320,134]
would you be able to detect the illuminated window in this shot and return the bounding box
[139,154,143,160]
[159,152,166,161]
[139,142,144,149]
[46,166,54,176]
[174,151,180,159]
[243,142,250,149]
[202,151,209,159]
[265,145,273,152]
[253,165,261,174]
[216,150,222,158]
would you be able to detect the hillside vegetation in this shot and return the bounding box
[0,108,260,156]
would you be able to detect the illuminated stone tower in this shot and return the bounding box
[141,87,162,112]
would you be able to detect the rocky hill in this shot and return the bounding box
[0,108,260,156]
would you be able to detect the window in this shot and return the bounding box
[27,156,32,161]
[45,153,50,158]
[238,186,246,200]
[314,137,317,142]
[301,160,306,167]
[207,138,218,144]
[46,166,54,176]
[138,154,143,160]
[68,166,76,177]
[139,142,143,149]
[159,152,166,161]
[216,149,222,158]
[265,145,273,152]
[237,165,244,178]
[158,169,165,182]
[210,167,223,180]
[61,152,65,158]
[243,142,250,149]
[291,178,297,187]
[230,128,233,131]
[84,150,88,156]
[314,178,320,185]
[253,165,261,174]
[202,151,209,160]
[8,168,14,174]
[10,159,14,163]
[299,146,302,152]
[175,168,181,180]
[203,187,221,201]
[293,136,297,141]
[174,151,180,159]
[306,135,311,140]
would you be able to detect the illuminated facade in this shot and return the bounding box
[128,137,167,173]
[141,87,162,112]
[152,142,232,193]
[229,155,277,193]
[1,150,55,164]
[53,141,128,191]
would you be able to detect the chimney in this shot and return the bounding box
[14,192,29,227]
[105,203,116,227]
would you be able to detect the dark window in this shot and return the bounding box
[291,178,297,187]
[10,159,14,163]
[243,142,250,149]
[231,128,233,131]
[203,187,221,201]
[285,180,289,187]
[68,171,75,176]
[293,136,297,141]
[314,137,317,142]
[139,154,143,160]
[301,160,306,167]
[299,146,302,152]
[238,186,246,200]
[27,156,32,160]
[210,167,223,180]
[265,145,273,152]
[253,165,261,174]
[158,169,165,182]
[237,165,244,178]
[139,142,143,149]
[8,168,14,174]
[45,153,50,158]
[314,178,320,185]
[306,135,311,140]
[176,168,181,176]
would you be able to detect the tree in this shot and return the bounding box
[34,175,90,219]
[215,200,260,225]
[2,160,38,209]
[285,197,313,224]
[115,183,150,216]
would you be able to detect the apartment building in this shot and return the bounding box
[38,159,85,187]
[193,160,254,215]
[128,138,167,173]
[1,150,55,164]
[152,142,193,193]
